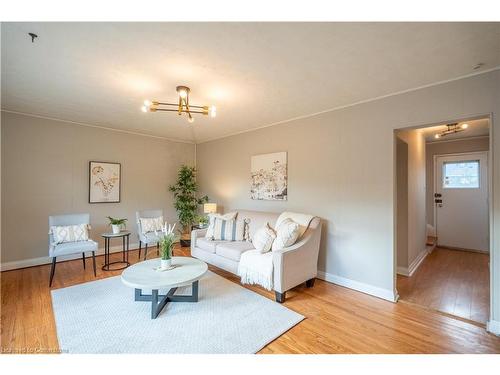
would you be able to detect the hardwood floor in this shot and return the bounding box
[1,246,499,354]
[397,247,490,325]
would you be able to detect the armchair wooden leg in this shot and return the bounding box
[306,278,316,288]
[82,252,86,269]
[49,257,57,287]
[92,251,96,277]
[157,242,160,256]
[275,291,286,303]
[144,243,148,261]
[138,241,142,260]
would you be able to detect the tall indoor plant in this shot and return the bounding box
[169,165,208,246]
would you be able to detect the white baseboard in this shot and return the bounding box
[397,248,428,277]
[486,320,500,336]
[0,242,141,271]
[317,270,397,302]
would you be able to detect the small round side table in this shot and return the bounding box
[101,231,131,271]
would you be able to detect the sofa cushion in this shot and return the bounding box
[196,238,226,254]
[216,241,255,262]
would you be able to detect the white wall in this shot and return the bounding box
[396,129,427,272]
[1,111,195,268]
[196,69,500,332]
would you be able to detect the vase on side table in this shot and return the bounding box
[161,259,172,269]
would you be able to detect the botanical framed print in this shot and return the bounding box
[251,152,287,200]
[89,161,121,203]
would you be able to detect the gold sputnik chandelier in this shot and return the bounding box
[434,123,468,139]
[141,86,216,123]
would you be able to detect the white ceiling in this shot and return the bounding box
[2,23,500,143]
[423,118,490,142]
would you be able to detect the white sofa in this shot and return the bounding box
[191,209,321,302]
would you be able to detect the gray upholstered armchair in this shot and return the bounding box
[136,209,165,260]
[48,213,98,286]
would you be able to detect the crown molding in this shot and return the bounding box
[0,109,195,145]
[197,66,500,144]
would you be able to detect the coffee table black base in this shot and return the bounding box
[134,280,199,319]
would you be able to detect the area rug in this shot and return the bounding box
[51,271,304,353]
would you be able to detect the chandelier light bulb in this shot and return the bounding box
[141,105,148,113]
[188,116,195,123]
[179,89,188,99]
[210,105,217,118]
[461,123,469,129]
[143,100,152,107]
[435,134,441,139]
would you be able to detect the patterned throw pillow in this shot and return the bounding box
[252,223,276,253]
[272,218,301,251]
[51,224,89,244]
[205,212,238,239]
[140,216,164,234]
[211,218,246,241]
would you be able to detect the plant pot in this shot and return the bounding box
[111,224,121,234]
[161,259,172,268]
[180,233,191,247]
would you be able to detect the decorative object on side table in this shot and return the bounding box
[169,165,208,247]
[89,161,121,203]
[107,216,127,234]
[158,223,176,270]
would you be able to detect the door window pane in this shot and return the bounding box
[443,160,479,189]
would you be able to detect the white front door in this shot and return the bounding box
[435,152,489,252]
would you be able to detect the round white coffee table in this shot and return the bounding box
[121,257,208,319]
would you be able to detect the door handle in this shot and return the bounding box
[435,199,442,204]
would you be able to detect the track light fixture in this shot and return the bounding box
[434,123,468,139]
[141,86,216,123]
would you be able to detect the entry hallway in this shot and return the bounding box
[2,246,499,354]
[397,247,490,325]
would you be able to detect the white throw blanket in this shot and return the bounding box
[237,250,274,290]
[237,212,315,291]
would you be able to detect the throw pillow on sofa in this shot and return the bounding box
[205,212,238,239]
[211,217,246,241]
[272,217,301,251]
[252,223,276,253]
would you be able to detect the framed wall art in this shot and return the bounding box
[250,152,287,200]
[89,161,121,203]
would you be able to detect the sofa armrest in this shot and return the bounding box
[191,228,208,248]
[272,218,322,293]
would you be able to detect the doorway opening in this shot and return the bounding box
[394,116,491,326]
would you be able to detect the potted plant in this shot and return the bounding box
[107,216,127,234]
[169,165,208,246]
[159,223,177,269]
[196,214,209,228]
